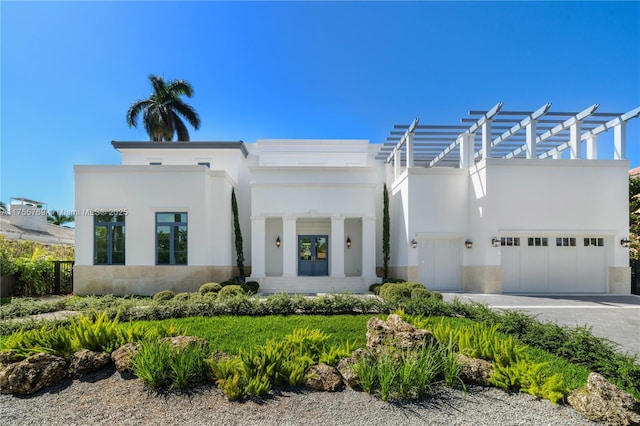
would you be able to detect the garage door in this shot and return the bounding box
[418,238,461,291]
[501,236,607,293]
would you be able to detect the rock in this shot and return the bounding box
[160,335,209,351]
[305,364,343,392]
[366,314,436,354]
[0,353,67,395]
[0,350,24,366]
[567,372,640,425]
[456,354,493,386]
[68,349,111,378]
[337,349,373,388]
[111,343,140,373]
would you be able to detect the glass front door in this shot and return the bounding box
[298,235,328,276]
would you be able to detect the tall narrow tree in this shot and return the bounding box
[383,183,390,281]
[231,188,245,280]
[126,74,201,141]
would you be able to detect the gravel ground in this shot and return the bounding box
[0,366,594,426]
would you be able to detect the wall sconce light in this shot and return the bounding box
[491,237,500,247]
[275,236,281,248]
[621,238,631,248]
[411,239,418,248]
[465,240,473,249]
[346,236,352,248]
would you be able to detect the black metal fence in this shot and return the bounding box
[46,260,74,295]
[1,260,74,297]
[631,259,640,295]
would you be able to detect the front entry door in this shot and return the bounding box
[298,235,329,276]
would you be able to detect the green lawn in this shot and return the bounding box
[122,314,371,354]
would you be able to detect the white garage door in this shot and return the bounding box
[418,238,461,291]
[501,236,607,293]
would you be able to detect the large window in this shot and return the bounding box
[94,214,125,265]
[156,212,188,265]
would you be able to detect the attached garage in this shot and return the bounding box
[418,238,462,291]
[501,235,608,293]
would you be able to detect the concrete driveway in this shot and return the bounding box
[442,293,640,359]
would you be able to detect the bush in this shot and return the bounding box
[242,281,260,295]
[218,285,246,299]
[369,283,382,295]
[383,278,405,284]
[410,287,430,300]
[173,292,191,302]
[153,290,175,302]
[199,282,222,296]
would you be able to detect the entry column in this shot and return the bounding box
[331,216,345,277]
[282,216,297,277]
[361,217,377,279]
[250,216,266,278]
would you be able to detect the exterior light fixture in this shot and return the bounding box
[346,236,352,248]
[491,237,500,247]
[411,239,418,248]
[465,240,473,249]
[621,238,631,248]
[275,236,281,248]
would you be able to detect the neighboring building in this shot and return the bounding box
[0,198,74,245]
[74,104,639,295]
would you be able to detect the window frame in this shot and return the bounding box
[155,212,188,265]
[94,214,126,265]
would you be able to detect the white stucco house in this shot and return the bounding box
[74,103,639,295]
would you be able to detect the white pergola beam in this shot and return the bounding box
[386,118,419,164]
[504,104,599,159]
[430,102,502,167]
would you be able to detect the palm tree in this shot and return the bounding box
[126,75,201,141]
[47,211,74,227]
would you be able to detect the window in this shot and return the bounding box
[94,214,125,265]
[197,162,210,168]
[556,237,576,247]
[584,238,604,247]
[156,212,188,265]
[501,237,520,246]
[528,237,548,247]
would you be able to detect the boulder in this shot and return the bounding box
[366,314,436,354]
[567,372,640,425]
[0,353,67,395]
[0,350,24,366]
[456,354,493,386]
[305,364,343,392]
[111,342,140,373]
[337,349,372,388]
[160,335,209,351]
[68,349,111,378]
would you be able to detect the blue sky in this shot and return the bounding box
[1,1,639,217]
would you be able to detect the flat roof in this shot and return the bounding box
[111,141,249,158]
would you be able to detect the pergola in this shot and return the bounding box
[376,103,640,171]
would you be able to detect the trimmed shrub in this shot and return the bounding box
[173,292,191,302]
[430,291,443,301]
[242,281,260,295]
[199,282,222,296]
[218,285,246,299]
[153,290,175,302]
[383,278,406,284]
[369,283,382,295]
[410,287,430,300]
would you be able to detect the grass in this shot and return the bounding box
[120,315,370,354]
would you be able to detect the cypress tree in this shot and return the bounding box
[231,188,245,280]
[383,183,390,281]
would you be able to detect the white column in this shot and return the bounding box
[586,135,598,160]
[525,121,537,159]
[406,132,414,169]
[250,216,266,278]
[330,216,345,278]
[361,217,377,279]
[481,120,492,159]
[282,216,297,277]
[614,122,626,160]
[569,121,582,159]
[393,150,399,180]
[459,133,475,169]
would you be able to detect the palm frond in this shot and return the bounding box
[172,112,190,141]
[167,80,194,98]
[171,100,201,129]
[126,100,151,127]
